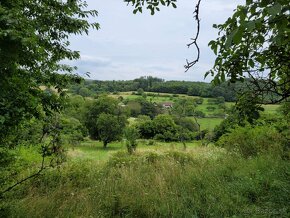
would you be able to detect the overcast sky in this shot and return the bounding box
[68,0,244,82]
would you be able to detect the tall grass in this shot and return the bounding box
[1,147,289,217]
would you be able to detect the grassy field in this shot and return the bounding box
[111,92,196,103]
[197,117,224,130]
[68,140,123,161]
[111,92,280,117]
[68,139,201,162]
[2,142,288,217]
[262,104,280,114]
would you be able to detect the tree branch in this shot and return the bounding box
[0,154,48,198]
[185,0,201,72]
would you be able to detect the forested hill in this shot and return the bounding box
[68,76,238,102]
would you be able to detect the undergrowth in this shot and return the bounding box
[1,148,289,217]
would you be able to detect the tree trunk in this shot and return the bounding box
[103,141,108,149]
[182,141,187,151]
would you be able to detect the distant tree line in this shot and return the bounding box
[69,76,238,102]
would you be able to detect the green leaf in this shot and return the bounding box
[246,21,255,31]
[225,30,236,49]
[221,72,226,82]
[268,3,282,16]
[0,116,5,125]
[133,8,138,14]
[248,59,254,68]
[246,0,253,5]
[204,71,211,79]
[233,27,244,44]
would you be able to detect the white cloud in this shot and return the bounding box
[67,0,245,81]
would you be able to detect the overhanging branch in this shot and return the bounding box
[185,0,201,72]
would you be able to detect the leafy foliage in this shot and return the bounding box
[208,0,290,103]
[125,0,177,15]
[0,0,99,144]
[217,124,285,158]
[153,114,178,141]
[85,96,127,147]
[96,113,125,148]
[69,77,239,101]
[171,98,196,117]
[124,126,140,154]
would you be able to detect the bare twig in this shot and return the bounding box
[185,0,202,72]
[0,155,48,198]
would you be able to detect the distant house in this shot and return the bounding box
[161,102,173,109]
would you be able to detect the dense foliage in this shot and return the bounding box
[69,76,238,101]
[85,96,127,147]
[208,0,290,103]
[0,0,98,144]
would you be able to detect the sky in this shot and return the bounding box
[68,0,245,82]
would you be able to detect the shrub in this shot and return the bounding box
[194,97,204,104]
[193,110,205,118]
[217,125,284,158]
[124,127,140,154]
[146,139,155,146]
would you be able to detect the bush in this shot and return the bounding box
[217,125,284,158]
[194,97,204,104]
[194,110,205,118]
[124,127,140,154]
[136,119,155,139]
[146,139,155,146]
[154,131,178,142]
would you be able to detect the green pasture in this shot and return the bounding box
[111,91,198,103]
[68,139,201,162]
[197,117,224,130]
[262,104,280,114]
[109,92,280,119]
[68,140,123,161]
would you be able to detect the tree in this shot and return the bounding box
[96,113,125,148]
[1,0,98,194]
[235,92,264,125]
[172,98,196,117]
[124,126,140,154]
[139,99,160,118]
[85,96,119,139]
[207,0,290,103]
[153,114,178,141]
[85,96,127,147]
[78,87,92,97]
[127,0,289,104]
[136,115,155,139]
[0,0,99,145]
[126,101,142,117]
[60,115,87,146]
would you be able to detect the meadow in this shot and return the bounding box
[2,141,289,217]
[1,92,285,217]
